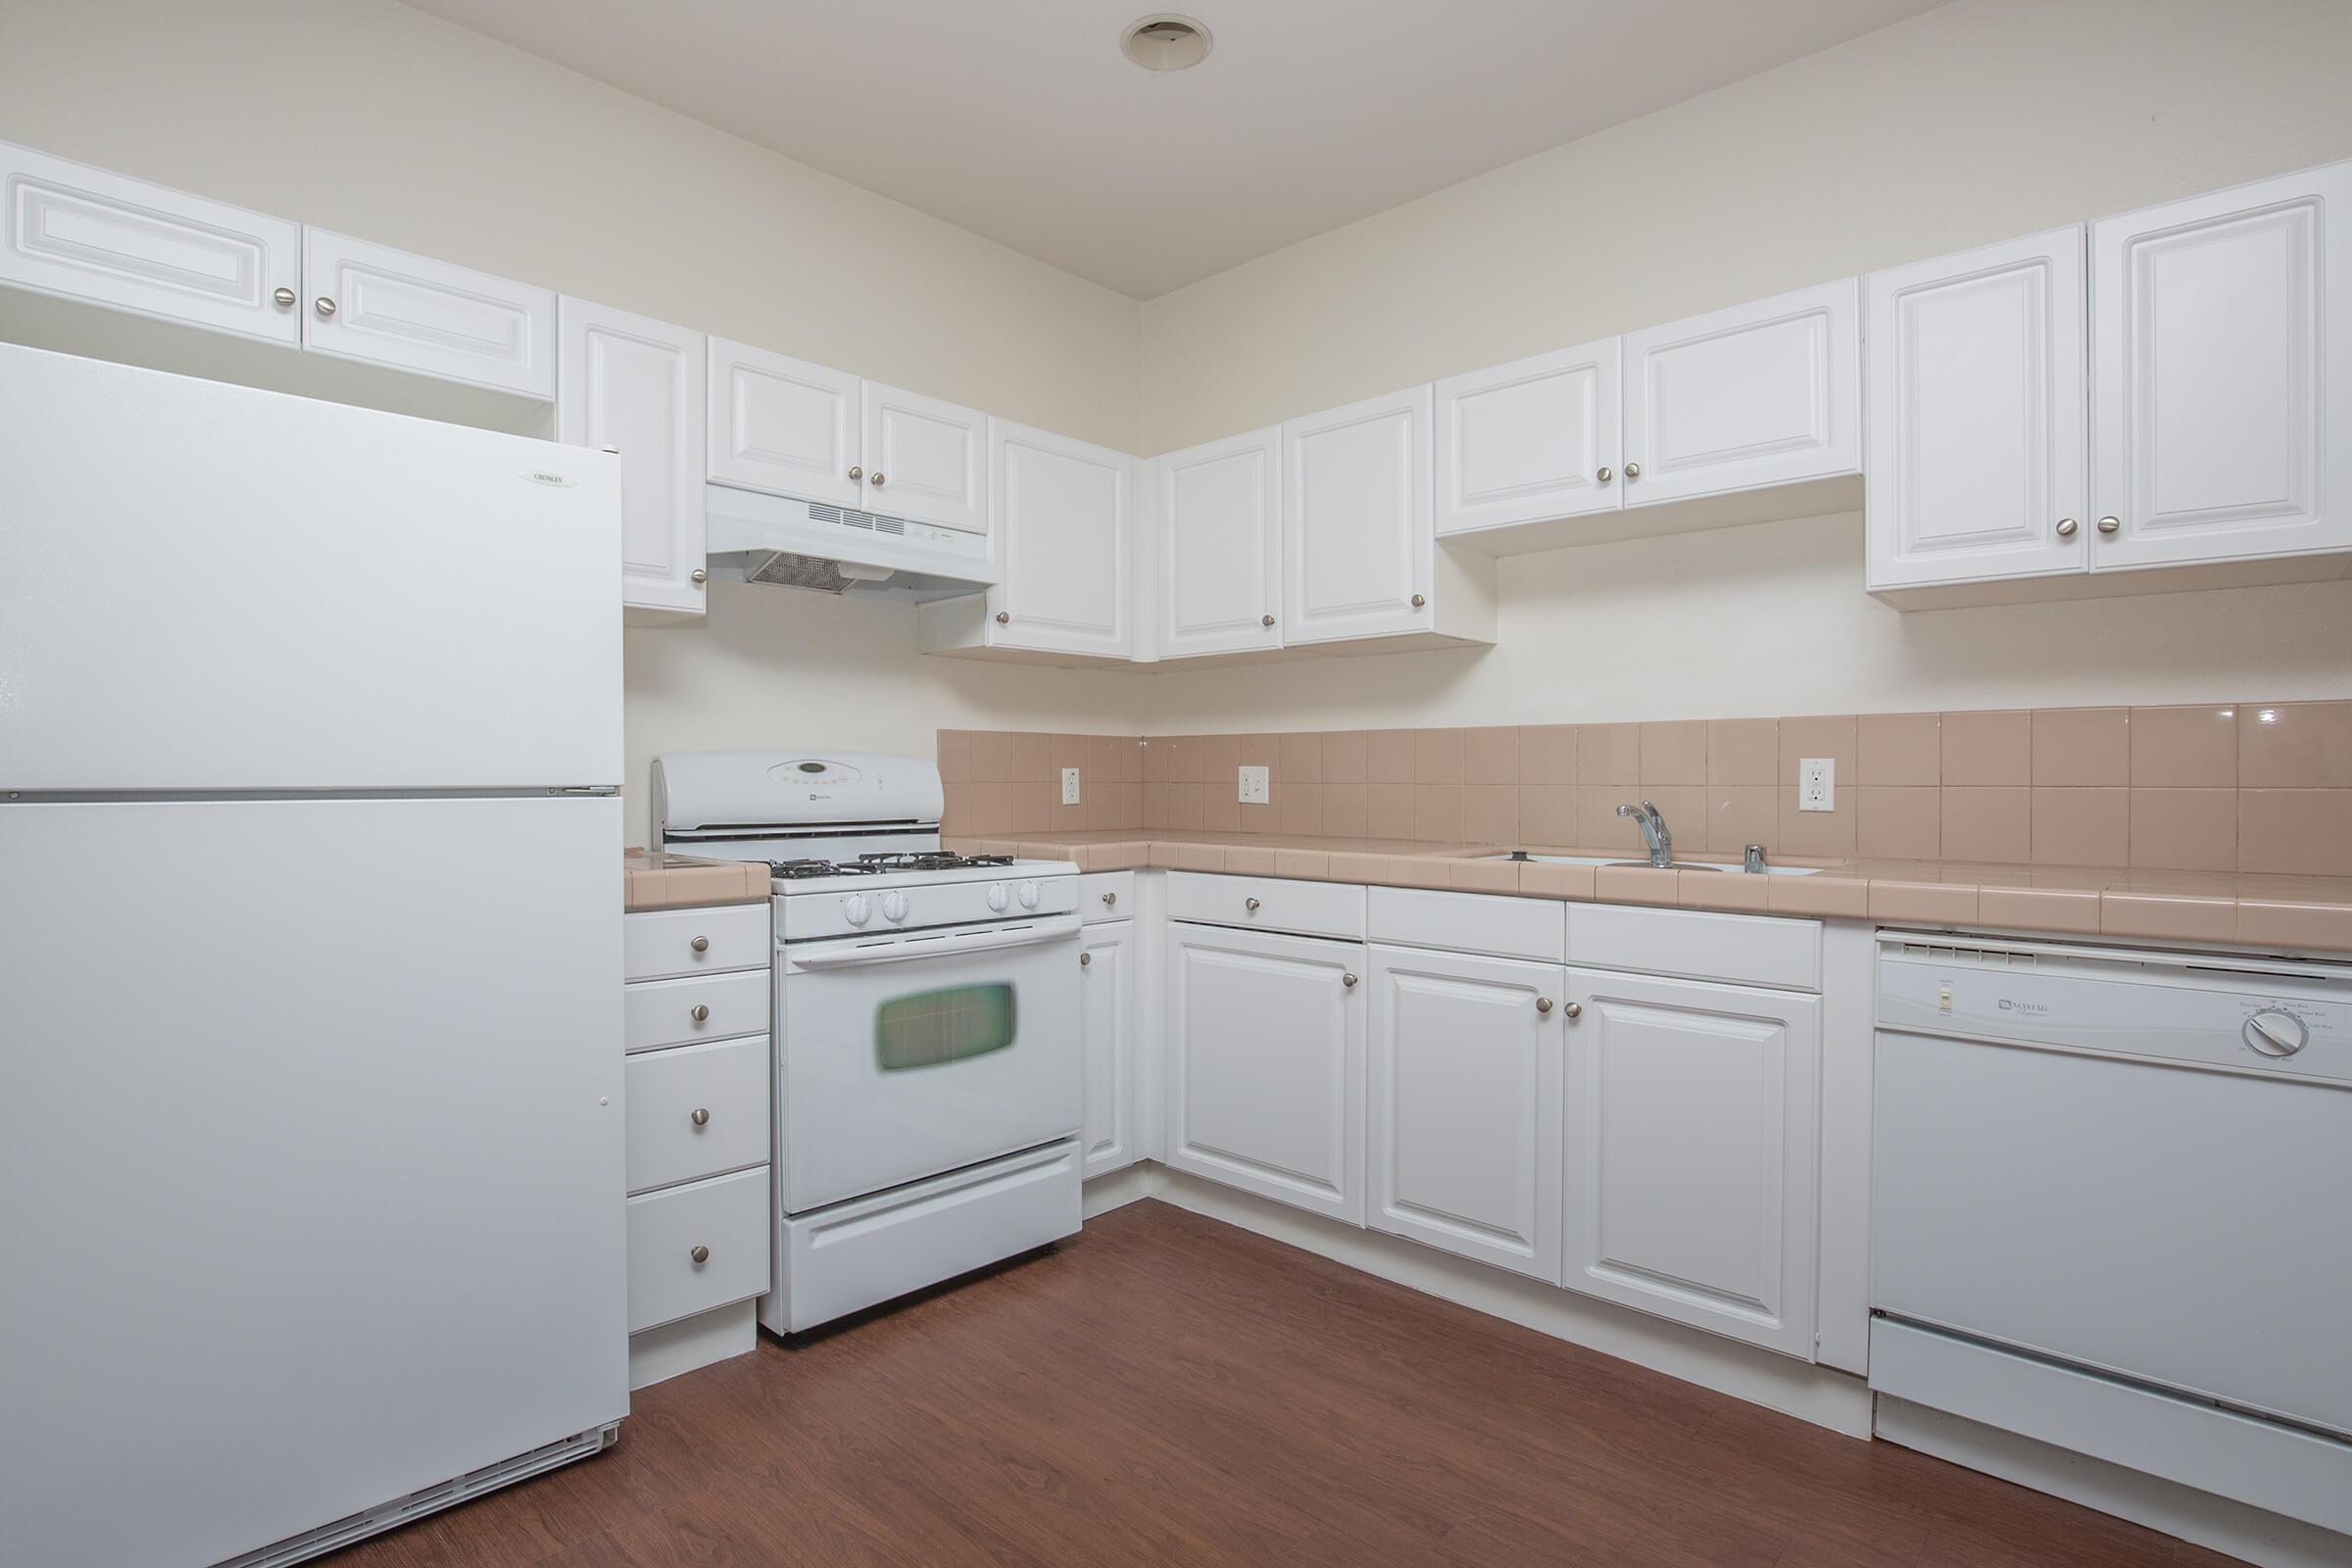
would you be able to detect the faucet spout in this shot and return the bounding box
[1616,800,1673,868]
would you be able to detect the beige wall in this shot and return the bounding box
[1136,0,2352,735]
[0,0,1145,844]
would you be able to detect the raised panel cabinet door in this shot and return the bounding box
[861,379,988,533]
[1436,339,1622,536]
[2090,161,2352,571]
[0,140,302,344]
[1563,968,1820,1358]
[559,298,708,616]
[1080,922,1136,1178]
[1165,924,1365,1224]
[991,419,1131,657]
[1622,277,1861,508]
[1283,385,1434,644]
[1865,228,2088,593]
[1157,425,1283,657]
[301,227,555,399]
[1367,946,1565,1282]
[705,338,861,505]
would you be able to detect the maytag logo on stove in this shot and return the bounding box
[1998,998,2051,1017]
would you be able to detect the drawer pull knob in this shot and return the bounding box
[690,935,710,953]
[690,1107,710,1127]
[1537,997,1553,1014]
[689,1004,710,1022]
[1245,897,1261,911]
[1563,1001,1583,1019]
[1101,891,1117,906]
[689,1245,710,1265]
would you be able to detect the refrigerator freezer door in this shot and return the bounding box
[0,342,620,792]
[0,798,626,1568]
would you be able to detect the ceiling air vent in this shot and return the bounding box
[1121,14,1212,72]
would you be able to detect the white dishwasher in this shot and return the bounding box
[1870,932,2352,1539]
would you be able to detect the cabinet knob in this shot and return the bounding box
[272,286,297,309]
[689,1004,710,1022]
[1595,466,1612,483]
[313,297,337,318]
[599,444,620,455]
[1623,462,1642,479]
[1410,593,1427,609]
[1079,951,1092,968]
[1245,896,1261,911]
[1562,1001,1583,1019]
[2097,515,2122,535]
[1343,972,1359,989]
[996,611,1010,624]
[2054,517,2079,538]
[1537,997,1554,1014]
[848,466,863,481]
[689,1245,710,1265]
[690,935,710,953]
[1262,613,1276,627]
[690,568,709,585]
[1102,891,1117,906]
[690,1107,710,1127]
[870,471,886,486]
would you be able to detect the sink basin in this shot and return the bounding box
[1483,851,1822,877]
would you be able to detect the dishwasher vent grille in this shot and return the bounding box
[1897,940,2041,969]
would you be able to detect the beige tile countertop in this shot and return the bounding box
[944,830,2352,955]
[622,848,769,911]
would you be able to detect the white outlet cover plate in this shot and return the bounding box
[1060,767,1082,806]
[1798,758,1835,812]
[1238,765,1269,805]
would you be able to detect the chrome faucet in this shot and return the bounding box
[1617,801,1672,867]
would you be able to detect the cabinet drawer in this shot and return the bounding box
[625,1037,771,1196]
[1369,886,1565,962]
[624,903,770,981]
[626,1166,770,1333]
[624,968,769,1054]
[1167,872,1365,940]
[1567,903,1820,991]
[1079,871,1135,923]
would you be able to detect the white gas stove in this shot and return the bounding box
[652,750,1084,1334]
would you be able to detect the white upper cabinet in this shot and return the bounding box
[2090,162,2352,572]
[984,419,1131,659]
[1367,946,1564,1284]
[1865,228,2088,595]
[705,338,861,508]
[1562,967,1820,1358]
[861,380,988,533]
[1283,385,1435,644]
[301,229,554,399]
[559,298,708,619]
[1435,339,1622,539]
[1622,278,1860,509]
[1156,426,1283,658]
[0,142,302,345]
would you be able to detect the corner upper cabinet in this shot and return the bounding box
[935,419,1130,660]
[1621,278,1860,515]
[559,298,708,620]
[2090,161,2352,573]
[0,141,303,344]
[1435,339,1622,547]
[1864,228,2088,598]
[1156,426,1283,658]
[861,380,988,533]
[301,229,554,399]
[706,339,862,508]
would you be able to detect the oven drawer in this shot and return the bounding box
[626,1165,770,1333]
[624,968,770,1054]
[1167,872,1366,940]
[625,1036,771,1196]
[1079,871,1135,923]
[624,904,770,982]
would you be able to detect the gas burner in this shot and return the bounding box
[855,852,1016,872]
[767,858,871,879]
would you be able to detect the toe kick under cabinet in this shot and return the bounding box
[622,901,772,1390]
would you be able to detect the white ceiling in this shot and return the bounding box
[406,0,1945,300]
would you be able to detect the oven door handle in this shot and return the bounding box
[788,916,1082,970]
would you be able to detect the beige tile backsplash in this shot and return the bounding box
[940,702,2352,876]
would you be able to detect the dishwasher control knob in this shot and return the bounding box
[2244,1009,2309,1058]
[881,891,909,923]
[986,882,1010,912]
[842,894,870,926]
[1017,880,1041,909]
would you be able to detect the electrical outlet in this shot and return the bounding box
[1060,767,1082,807]
[1798,758,1835,812]
[1238,765,1270,805]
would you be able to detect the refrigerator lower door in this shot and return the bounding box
[0,798,626,1568]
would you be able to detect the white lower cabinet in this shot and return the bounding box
[1367,946,1564,1282]
[1165,922,1365,1224]
[1080,920,1138,1178]
[1561,966,1820,1357]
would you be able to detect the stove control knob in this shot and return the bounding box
[986,883,1010,912]
[1017,880,1041,909]
[842,894,871,926]
[2244,1009,2308,1058]
[881,891,909,923]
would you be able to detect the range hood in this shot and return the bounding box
[702,483,997,602]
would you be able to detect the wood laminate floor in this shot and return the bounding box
[331,1199,2240,1567]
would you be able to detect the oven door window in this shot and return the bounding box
[874,982,1017,1071]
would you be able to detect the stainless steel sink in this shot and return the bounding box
[1482,851,1822,877]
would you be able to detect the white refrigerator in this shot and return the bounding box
[0,343,630,1568]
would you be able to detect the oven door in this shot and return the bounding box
[778,914,1083,1212]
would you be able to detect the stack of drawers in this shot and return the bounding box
[622,902,772,1387]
